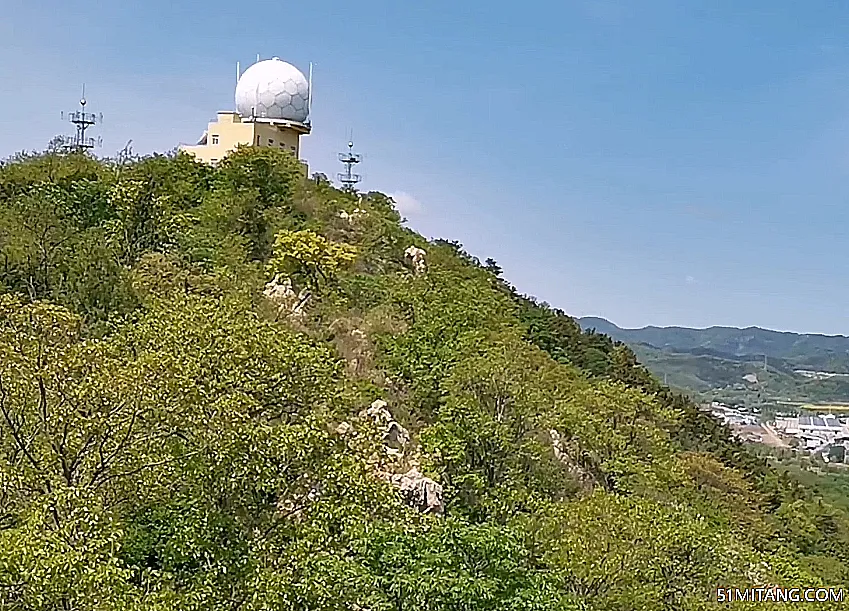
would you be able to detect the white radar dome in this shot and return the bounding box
[235,57,310,123]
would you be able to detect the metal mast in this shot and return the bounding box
[307,62,313,120]
[60,84,102,154]
[337,138,362,191]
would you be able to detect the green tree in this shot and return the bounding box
[0,146,847,610]
[267,229,358,291]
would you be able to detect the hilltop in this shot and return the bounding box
[579,316,849,406]
[0,148,846,609]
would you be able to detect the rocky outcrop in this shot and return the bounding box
[355,399,444,515]
[404,246,427,274]
[263,274,310,320]
[334,421,353,436]
[550,428,595,492]
[362,398,391,422]
[360,399,411,451]
[383,467,444,515]
[384,420,411,450]
[338,208,366,223]
[328,319,373,376]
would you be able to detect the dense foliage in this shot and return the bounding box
[0,148,847,609]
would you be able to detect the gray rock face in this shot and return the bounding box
[263,274,310,319]
[384,421,411,449]
[338,208,366,224]
[360,399,444,515]
[387,467,444,515]
[334,421,353,436]
[360,399,411,451]
[404,246,427,274]
[550,428,595,492]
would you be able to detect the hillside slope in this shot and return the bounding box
[0,149,846,610]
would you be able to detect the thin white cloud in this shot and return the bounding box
[685,275,697,285]
[390,191,424,216]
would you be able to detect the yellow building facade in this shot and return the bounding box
[180,111,310,165]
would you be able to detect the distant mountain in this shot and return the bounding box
[578,317,849,406]
[578,317,849,373]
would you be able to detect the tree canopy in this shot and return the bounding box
[0,146,846,610]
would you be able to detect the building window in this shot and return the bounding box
[210,158,218,164]
[211,134,219,144]
[256,135,260,145]
[290,146,296,152]
[268,139,274,145]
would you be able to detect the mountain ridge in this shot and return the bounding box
[578,316,849,404]
[578,316,849,365]
[579,316,849,340]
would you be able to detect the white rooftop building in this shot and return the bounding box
[180,57,312,165]
[774,415,849,448]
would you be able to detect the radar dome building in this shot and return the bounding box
[180,57,312,166]
[235,58,309,123]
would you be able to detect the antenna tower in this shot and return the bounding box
[307,62,313,120]
[337,137,362,191]
[59,85,102,154]
[118,140,134,164]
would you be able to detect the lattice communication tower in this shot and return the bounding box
[337,140,362,191]
[59,85,103,153]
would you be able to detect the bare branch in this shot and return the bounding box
[0,373,42,474]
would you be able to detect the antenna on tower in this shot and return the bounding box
[120,139,133,159]
[307,62,313,119]
[115,140,134,176]
[57,84,102,155]
[337,135,362,192]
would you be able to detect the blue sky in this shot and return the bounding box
[3,1,849,334]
